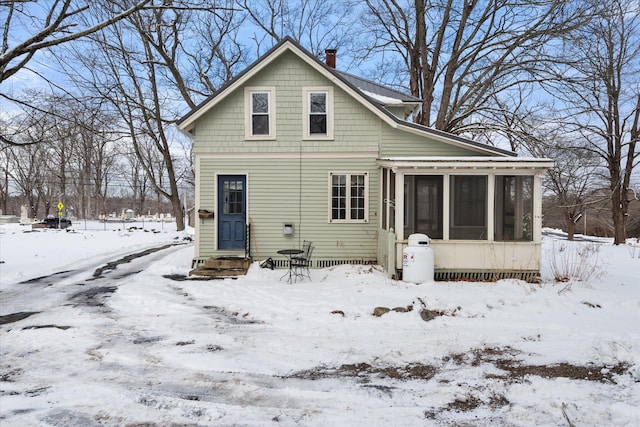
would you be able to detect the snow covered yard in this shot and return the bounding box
[0,223,638,426]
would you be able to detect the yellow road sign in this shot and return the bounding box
[57,202,64,210]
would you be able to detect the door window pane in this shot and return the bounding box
[223,180,244,214]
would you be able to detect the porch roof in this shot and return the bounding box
[377,156,554,170]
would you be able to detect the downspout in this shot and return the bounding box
[299,137,303,247]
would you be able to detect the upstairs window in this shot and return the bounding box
[309,92,327,135]
[303,87,333,139]
[329,172,368,223]
[251,92,269,135]
[245,87,275,139]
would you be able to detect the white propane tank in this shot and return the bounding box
[402,233,434,283]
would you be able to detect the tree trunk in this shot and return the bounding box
[565,214,575,241]
[611,189,627,244]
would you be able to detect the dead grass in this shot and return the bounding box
[290,345,630,419]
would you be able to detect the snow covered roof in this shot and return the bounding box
[377,156,554,169]
[336,71,421,105]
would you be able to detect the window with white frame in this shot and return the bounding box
[329,172,368,222]
[310,92,327,134]
[245,87,275,139]
[303,87,333,139]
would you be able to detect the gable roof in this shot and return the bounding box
[177,36,515,157]
[337,71,422,104]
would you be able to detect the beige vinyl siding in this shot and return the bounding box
[379,126,493,157]
[197,155,379,262]
[385,105,407,119]
[194,51,382,155]
[197,159,216,257]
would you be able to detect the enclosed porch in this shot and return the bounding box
[376,157,553,281]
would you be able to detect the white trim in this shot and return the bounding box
[395,170,405,243]
[327,171,369,224]
[194,155,201,258]
[533,172,543,243]
[378,157,554,170]
[302,86,334,140]
[195,152,379,159]
[442,174,450,240]
[214,172,250,251]
[244,87,276,140]
[487,174,495,242]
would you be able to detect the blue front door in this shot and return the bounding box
[218,175,246,250]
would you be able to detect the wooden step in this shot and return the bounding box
[189,267,247,277]
[189,256,252,278]
[203,257,251,270]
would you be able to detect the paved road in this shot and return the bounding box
[0,243,180,325]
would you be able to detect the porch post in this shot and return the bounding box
[534,171,544,243]
[487,173,495,241]
[384,168,390,229]
[443,173,450,240]
[394,170,405,267]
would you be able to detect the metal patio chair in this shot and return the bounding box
[291,241,314,282]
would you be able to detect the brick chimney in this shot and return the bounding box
[325,48,337,69]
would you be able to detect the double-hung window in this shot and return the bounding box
[329,172,368,223]
[245,87,275,139]
[309,92,327,134]
[303,87,333,139]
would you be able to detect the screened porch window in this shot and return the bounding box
[450,175,487,240]
[404,175,443,239]
[495,175,533,241]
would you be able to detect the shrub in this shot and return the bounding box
[548,241,604,292]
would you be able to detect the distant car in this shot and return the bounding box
[42,216,72,229]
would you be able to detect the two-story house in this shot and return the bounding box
[178,37,553,281]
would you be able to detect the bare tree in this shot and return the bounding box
[182,4,246,96]
[544,140,603,240]
[238,0,354,58]
[71,103,120,219]
[1,0,154,145]
[5,139,48,219]
[0,141,11,213]
[60,3,241,231]
[356,0,597,135]
[544,0,639,244]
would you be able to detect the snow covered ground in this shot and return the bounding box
[0,222,638,426]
